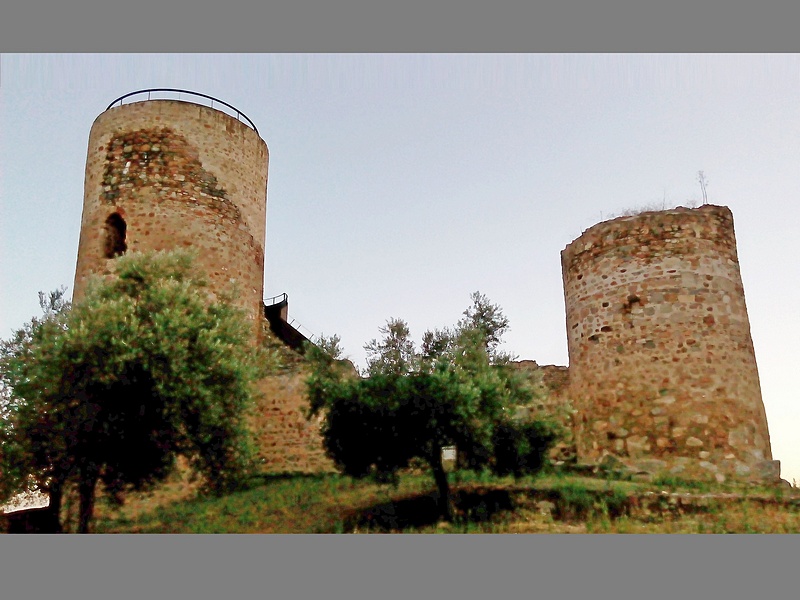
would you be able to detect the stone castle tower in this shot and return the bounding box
[73,91,333,474]
[561,205,776,480]
[73,91,269,338]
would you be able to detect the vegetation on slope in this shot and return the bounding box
[85,469,800,534]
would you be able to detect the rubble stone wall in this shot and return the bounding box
[512,361,576,463]
[561,205,773,480]
[253,369,336,474]
[74,100,269,338]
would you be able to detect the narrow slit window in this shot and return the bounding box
[104,213,127,258]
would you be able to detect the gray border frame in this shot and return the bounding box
[2,2,799,600]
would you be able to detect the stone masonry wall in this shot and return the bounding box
[253,370,336,474]
[561,205,774,480]
[250,328,351,474]
[73,100,269,338]
[512,361,576,464]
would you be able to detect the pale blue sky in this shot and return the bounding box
[2,54,799,483]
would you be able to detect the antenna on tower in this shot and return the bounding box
[697,171,709,205]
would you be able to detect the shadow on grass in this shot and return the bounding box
[344,488,515,532]
[249,472,337,484]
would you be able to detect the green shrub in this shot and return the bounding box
[491,420,560,478]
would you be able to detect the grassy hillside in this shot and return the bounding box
[87,468,800,534]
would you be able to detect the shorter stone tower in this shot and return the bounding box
[74,91,269,338]
[561,205,776,480]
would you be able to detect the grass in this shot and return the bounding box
[93,472,434,534]
[84,468,800,534]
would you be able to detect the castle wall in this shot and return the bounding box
[512,361,576,464]
[253,369,336,474]
[561,205,774,479]
[74,100,268,337]
[251,327,354,474]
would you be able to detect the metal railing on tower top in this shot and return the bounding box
[105,88,260,135]
[264,293,288,307]
[263,293,319,348]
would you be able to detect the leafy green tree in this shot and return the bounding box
[457,291,513,363]
[315,333,344,361]
[0,288,72,518]
[363,318,416,376]
[0,250,262,532]
[306,293,558,521]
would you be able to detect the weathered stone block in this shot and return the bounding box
[629,458,667,474]
[753,460,781,482]
[626,435,649,456]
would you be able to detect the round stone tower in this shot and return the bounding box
[561,205,775,480]
[73,91,269,337]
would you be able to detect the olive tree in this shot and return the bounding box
[306,293,558,521]
[1,251,263,532]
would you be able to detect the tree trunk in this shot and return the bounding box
[46,479,64,533]
[429,451,453,522]
[78,472,98,534]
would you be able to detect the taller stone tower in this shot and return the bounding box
[73,91,269,337]
[561,205,776,480]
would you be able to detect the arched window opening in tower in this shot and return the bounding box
[104,213,127,258]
